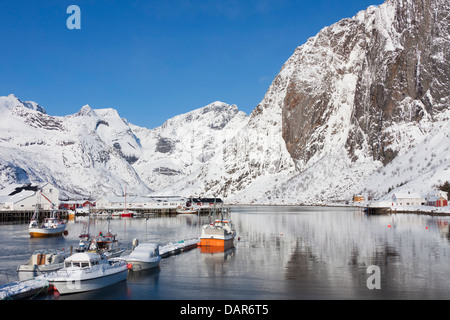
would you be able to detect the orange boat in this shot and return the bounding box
[198,207,236,250]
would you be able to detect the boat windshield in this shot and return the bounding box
[64,261,93,268]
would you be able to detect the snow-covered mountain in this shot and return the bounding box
[0,96,248,199]
[245,0,450,204]
[158,0,450,204]
[0,94,151,199]
[0,0,449,204]
[130,101,248,192]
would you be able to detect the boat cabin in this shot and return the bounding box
[63,253,101,269]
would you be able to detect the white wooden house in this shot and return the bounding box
[392,192,422,206]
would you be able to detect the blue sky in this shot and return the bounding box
[0,0,384,129]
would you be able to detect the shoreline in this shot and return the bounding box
[228,203,450,216]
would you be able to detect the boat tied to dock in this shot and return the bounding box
[47,252,128,295]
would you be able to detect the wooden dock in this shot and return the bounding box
[87,206,227,217]
[364,206,392,215]
[0,206,225,221]
[0,210,68,223]
[0,275,52,300]
[159,238,199,258]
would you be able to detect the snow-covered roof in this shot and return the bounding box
[0,182,60,204]
[0,190,36,204]
[427,196,447,202]
[97,195,186,203]
[392,192,421,199]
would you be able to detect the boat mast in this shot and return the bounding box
[124,186,127,213]
[87,203,91,237]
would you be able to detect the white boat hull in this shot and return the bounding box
[50,268,128,295]
[177,209,198,214]
[127,258,161,271]
[17,263,65,281]
[29,225,66,238]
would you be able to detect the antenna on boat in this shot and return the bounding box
[88,202,91,237]
[145,217,149,242]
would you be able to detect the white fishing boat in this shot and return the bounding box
[122,240,161,271]
[47,252,128,295]
[17,249,70,281]
[76,230,125,258]
[76,210,125,258]
[28,191,67,238]
[29,210,67,238]
[87,231,125,258]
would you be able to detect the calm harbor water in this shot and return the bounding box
[1,206,450,300]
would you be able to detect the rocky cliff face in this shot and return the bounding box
[281,0,449,169]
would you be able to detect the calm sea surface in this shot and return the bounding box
[1,206,450,300]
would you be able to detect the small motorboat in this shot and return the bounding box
[47,252,128,295]
[122,240,161,271]
[17,249,70,281]
[176,207,198,214]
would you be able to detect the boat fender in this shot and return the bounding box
[127,263,133,270]
[132,238,139,248]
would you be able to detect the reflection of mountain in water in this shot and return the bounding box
[233,207,450,298]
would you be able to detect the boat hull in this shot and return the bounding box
[29,227,66,238]
[127,259,161,271]
[50,268,128,295]
[176,209,198,214]
[17,263,65,281]
[121,213,133,218]
[199,237,234,250]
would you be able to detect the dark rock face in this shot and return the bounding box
[155,137,175,154]
[281,0,449,168]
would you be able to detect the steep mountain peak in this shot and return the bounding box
[74,104,95,117]
[0,94,46,114]
[200,101,239,114]
[94,108,121,118]
[160,101,246,132]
